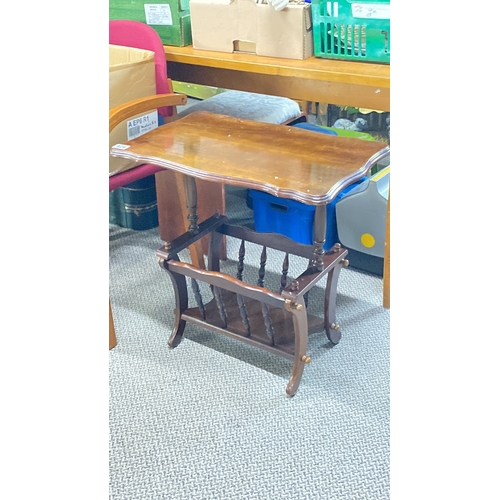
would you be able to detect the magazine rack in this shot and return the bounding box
[111,111,389,395]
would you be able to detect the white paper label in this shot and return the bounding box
[351,3,390,19]
[127,111,159,140]
[112,144,131,150]
[144,4,173,26]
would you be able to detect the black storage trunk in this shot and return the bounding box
[342,247,384,276]
[109,175,159,230]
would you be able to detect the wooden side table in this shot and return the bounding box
[111,111,389,395]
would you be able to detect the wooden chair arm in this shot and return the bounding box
[109,93,187,133]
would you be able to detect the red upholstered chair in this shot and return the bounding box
[109,19,304,125]
[109,94,187,192]
[108,20,213,265]
[108,20,305,348]
[109,93,188,350]
[109,20,175,121]
[109,20,305,243]
[109,21,196,349]
[109,19,178,192]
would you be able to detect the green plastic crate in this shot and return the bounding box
[311,0,390,63]
[109,0,192,47]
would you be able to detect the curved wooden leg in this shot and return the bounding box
[285,297,309,397]
[324,263,343,344]
[159,256,188,348]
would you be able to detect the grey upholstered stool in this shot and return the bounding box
[176,89,303,125]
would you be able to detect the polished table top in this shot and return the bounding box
[110,111,389,205]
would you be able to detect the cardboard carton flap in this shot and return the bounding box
[303,5,312,31]
[190,0,313,60]
[109,45,155,71]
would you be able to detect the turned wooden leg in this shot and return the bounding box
[156,170,226,260]
[284,297,309,397]
[316,102,329,126]
[312,204,327,270]
[174,172,206,270]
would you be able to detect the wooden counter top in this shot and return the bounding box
[163,46,390,111]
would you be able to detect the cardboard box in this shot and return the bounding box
[190,0,313,60]
[109,44,157,176]
[109,0,192,47]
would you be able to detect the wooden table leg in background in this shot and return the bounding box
[109,300,117,350]
[383,193,390,309]
[174,171,206,269]
[156,170,225,265]
[316,102,329,126]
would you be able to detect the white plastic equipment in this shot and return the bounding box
[335,166,390,258]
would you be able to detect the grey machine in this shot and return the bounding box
[335,166,390,259]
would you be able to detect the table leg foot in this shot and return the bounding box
[286,352,310,397]
[168,321,187,348]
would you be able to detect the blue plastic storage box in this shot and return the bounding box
[248,179,366,250]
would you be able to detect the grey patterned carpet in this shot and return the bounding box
[109,188,390,500]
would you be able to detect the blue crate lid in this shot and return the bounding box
[249,175,368,209]
[292,122,338,136]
